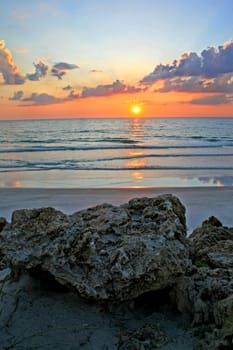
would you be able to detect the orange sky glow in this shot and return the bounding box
[1,1,233,120]
[1,91,233,120]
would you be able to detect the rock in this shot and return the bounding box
[172,217,233,349]
[173,267,233,322]
[0,195,189,301]
[202,216,223,227]
[190,216,233,268]
[0,267,11,283]
[212,295,233,348]
[118,323,169,349]
[0,217,7,232]
[0,217,7,270]
[1,198,233,349]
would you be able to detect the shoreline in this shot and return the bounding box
[0,186,232,233]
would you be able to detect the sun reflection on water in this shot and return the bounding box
[127,118,147,185]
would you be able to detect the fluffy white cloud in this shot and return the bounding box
[0,40,25,84]
[141,40,233,86]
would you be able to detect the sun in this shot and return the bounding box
[131,105,142,115]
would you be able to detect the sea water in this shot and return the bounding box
[0,117,232,188]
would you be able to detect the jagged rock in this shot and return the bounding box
[0,217,7,232]
[172,217,233,349]
[172,267,233,323]
[0,217,7,270]
[174,217,233,318]
[0,268,11,283]
[0,195,189,301]
[189,216,233,268]
[202,216,223,227]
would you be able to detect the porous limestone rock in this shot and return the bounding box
[0,217,7,232]
[0,195,189,301]
[172,217,233,349]
[190,216,233,269]
[0,217,8,270]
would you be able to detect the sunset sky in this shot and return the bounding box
[1,0,233,119]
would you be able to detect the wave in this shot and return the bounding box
[92,153,233,162]
[0,137,140,145]
[1,163,233,172]
[1,143,233,154]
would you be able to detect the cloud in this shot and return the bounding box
[63,84,73,90]
[53,62,79,70]
[67,90,79,99]
[22,92,63,105]
[27,61,49,81]
[189,94,233,105]
[81,80,141,98]
[89,69,103,73]
[14,47,29,54]
[140,40,233,87]
[158,74,233,93]
[20,89,80,106]
[0,40,25,84]
[51,62,79,80]
[51,68,66,80]
[9,90,24,100]
[199,176,233,186]
[19,80,142,106]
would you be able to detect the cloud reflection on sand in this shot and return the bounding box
[3,180,21,188]
[198,175,233,187]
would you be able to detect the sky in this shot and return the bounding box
[1,0,233,119]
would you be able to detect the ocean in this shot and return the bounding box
[0,117,232,188]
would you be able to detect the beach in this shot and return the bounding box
[1,186,232,233]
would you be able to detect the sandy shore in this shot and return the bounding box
[0,187,232,233]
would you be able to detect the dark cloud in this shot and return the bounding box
[89,69,103,73]
[51,62,79,80]
[51,68,66,80]
[27,61,49,81]
[63,84,73,90]
[0,40,25,84]
[158,74,233,93]
[9,90,24,100]
[141,40,233,86]
[22,92,63,105]
[81,80,141,98]
[189,94,233,105]
[53,62,79,70]
[20,89,81,106]
[68,90,79,99]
